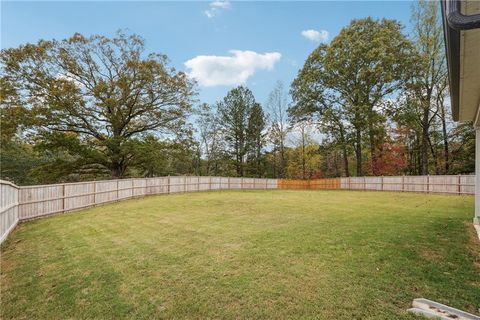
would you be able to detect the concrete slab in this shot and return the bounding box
[407,307,453,320]
[474,223,480,242]
[409,298,480,320]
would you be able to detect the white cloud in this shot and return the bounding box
[204,10,215,18]
[184,50,282,87]
[204,0,230,18]
[210,0,230,9]
[56,73,84,89]
[204,8,219,18]
[301,29,329,42]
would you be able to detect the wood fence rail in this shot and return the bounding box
[0,174,475,244]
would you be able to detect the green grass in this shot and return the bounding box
[1,190,479,319]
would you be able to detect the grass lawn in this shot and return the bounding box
[1,190,479,319]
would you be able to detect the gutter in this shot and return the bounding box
[444,0,480,30]
[441,0,480,121]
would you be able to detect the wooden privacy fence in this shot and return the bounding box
[278,178,340,189]
[0,174,475,244]
[340,175,475,195]
[278,175,474,195]
[17,176,278,220]
[0,176,277,243]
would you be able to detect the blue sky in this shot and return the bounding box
[1,1,413,107]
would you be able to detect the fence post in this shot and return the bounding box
[381,176,384,191]
[167,176,170,194]
[209,176,212,191]
[62,183,66,213]
[458,174,461,195]
[228,177,231,190]
[116,179,119,200]
[93,180,96,205]
[363,176,366,190]
[402,175,405,192]
[130,179,134,198]
[265,178,268,190]
[241,177,244,189]
[427,175,430,193]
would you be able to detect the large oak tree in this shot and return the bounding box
[1,31,195,178]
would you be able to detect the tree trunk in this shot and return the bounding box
[256,145,261,178]
[235,140,243,177]
[355,129,362,176]
[333,151,340,177]
[236,154,242,177]
[111,163,123,179]
[339,126,349,177]
[440,106,450,173]
[301,130,306,180]
[368,123,377,176]
[342,145,350,177]
[428,137,440,175]
[421,108,430,175]
[272,150,277,179]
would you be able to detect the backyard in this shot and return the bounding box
[1,190,479,319]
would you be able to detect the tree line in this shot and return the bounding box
[0,1,475,185]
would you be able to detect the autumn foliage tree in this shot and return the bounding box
[290,18,415,176]
[1,31,195,178]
